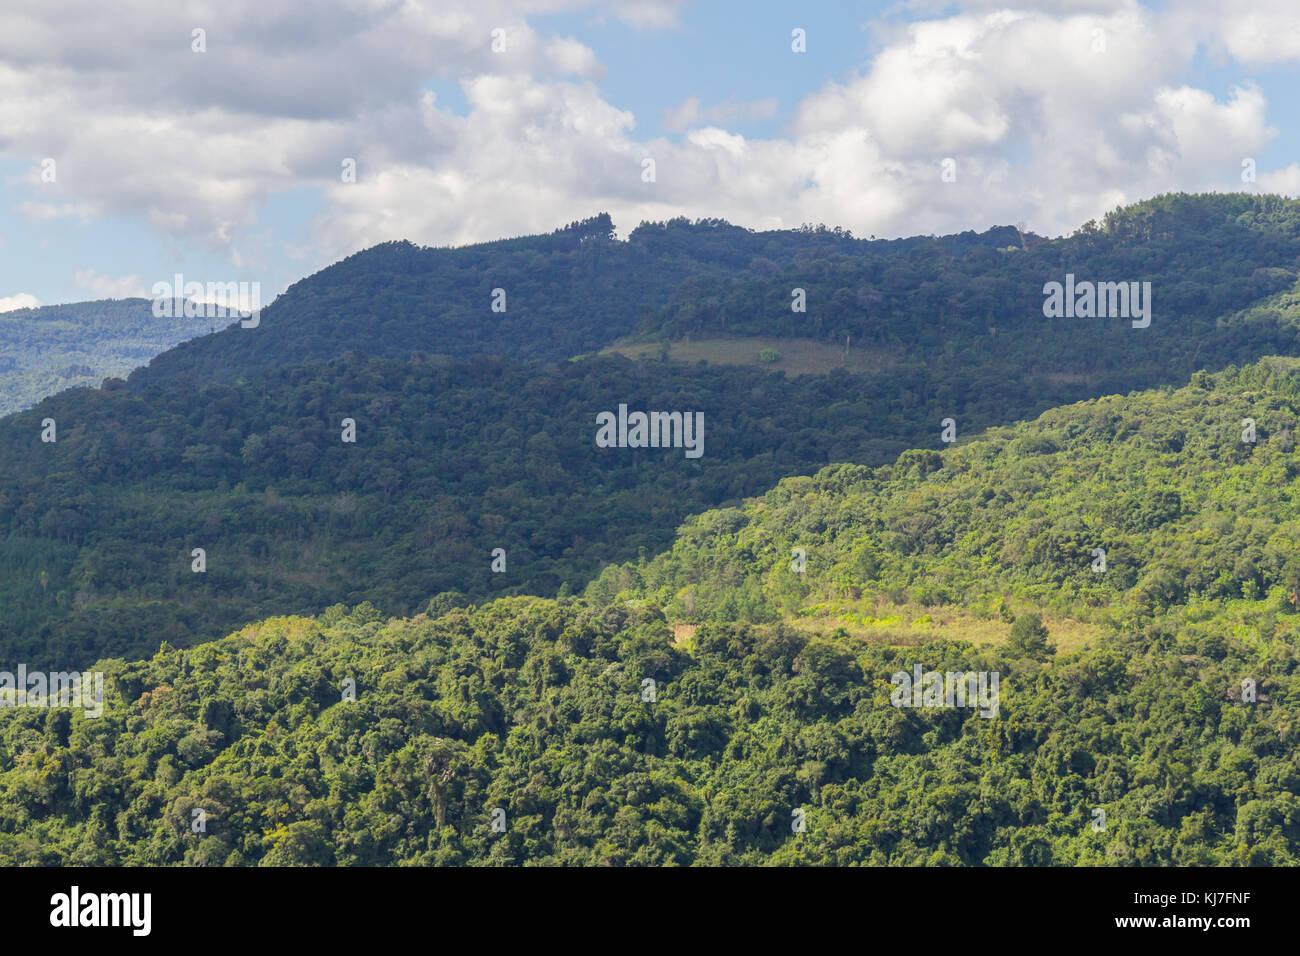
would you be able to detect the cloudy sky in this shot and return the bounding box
[2,0,1298,311]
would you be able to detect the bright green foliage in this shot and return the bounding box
[0,593,1294,865]
[1008,614,1053,660]
[604,358,1300,632]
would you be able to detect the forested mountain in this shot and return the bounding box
[0,298,208,415]
[129,194,1300,397]
[0,348,1061,669]
[129,213,929,389]
[0,339,1293,671]
[3,360,1299,866]
[7,195,1300,673]
[21,196,1292,422]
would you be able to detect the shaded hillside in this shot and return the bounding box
[9,198,1300,670]
[129,195,1300,416]
[1,352,972,668]
[629,193,1300,390]
[131,214,1019,390]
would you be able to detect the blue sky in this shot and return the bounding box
[2,0,1298,311]
[532,2,877,140]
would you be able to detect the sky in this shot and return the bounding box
[1,0,1298,311]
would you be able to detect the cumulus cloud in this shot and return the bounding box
[0,293,41,312]
[313,1,1289,248]
[773,3,1280,236]
[72,271,147,300]
[662,96,779,132]
[0,0,614,250]
[1180,0,1300,67]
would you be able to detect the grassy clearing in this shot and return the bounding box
[603,336,895,376]
[785,599,1100,654]
[606,336,1107,391]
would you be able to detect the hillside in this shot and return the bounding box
[130,194,1300,409]
[0,298,208,415]
[627,193,1300,394]
[9,196,1300,672]
[5,359,1300,864]
[3,597,1295,866]
[1,352,961,668]
[591,358,1300,639]
[3,338,1295,673]
[132,214,1017,390]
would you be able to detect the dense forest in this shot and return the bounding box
[1,339,1136,668]
[593,358,1300,629]
[0,299,207,415]
[2,352,948,666]
[129,194,1300,397]
[3,194,1300,866]
[2,600,1295,866]
[626,194,1300,406]
[2,360,1299,864]
[128,214,1037,392]
[128,213,893,389]
[6,195,1300,672]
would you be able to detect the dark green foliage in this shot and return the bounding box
[633,193,1300,402]
[1,352,980,667]
[132,213,981,390]
[130,195,1300,399]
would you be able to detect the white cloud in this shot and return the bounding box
[1258,162,1300,197]
[0,293,40,312]
[0,1,611,251]
[300,1,1300,251]
[662,96,779,132]
[1187,0,1300,66]
[773,3,1277,236]
[72,270,147,299]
